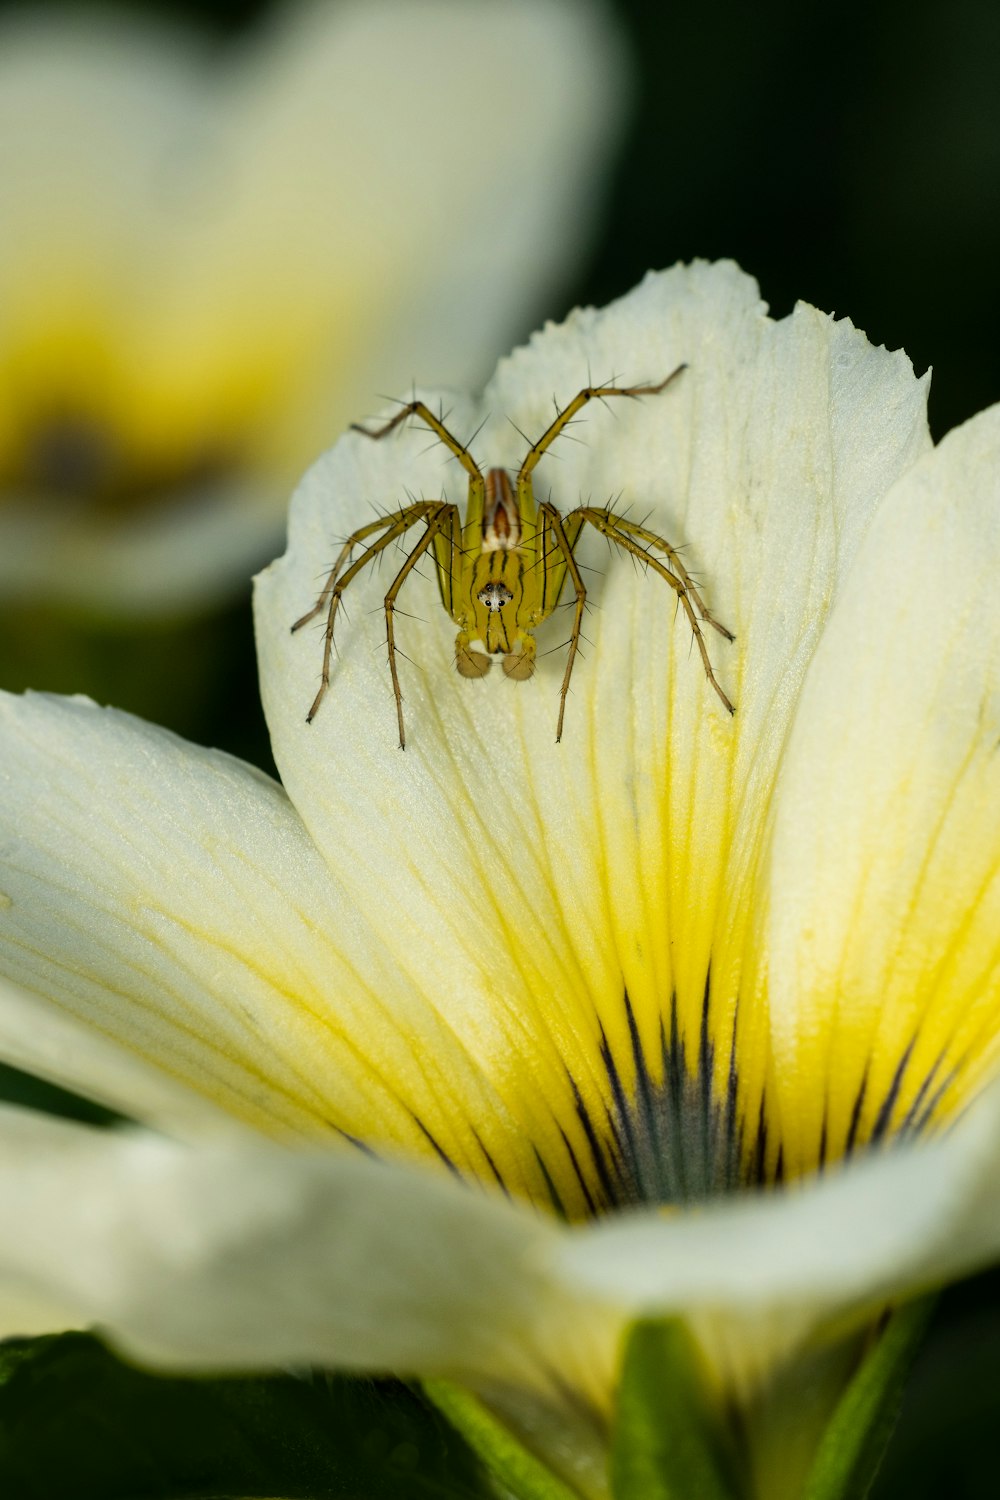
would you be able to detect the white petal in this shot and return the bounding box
[0,11,206,312]
[0,1107,116,1337]
[762,402,1000,1173]
[0,1107,574,1390]
[0,973,236,1139]
[256,263,931,1203]
[0,691,547,1187]
[0,10,262,615]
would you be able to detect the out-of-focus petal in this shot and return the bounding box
[4,1083,1000,1412]
[0,476,278,615]
[0,1107,578,1392]
[0,0,628,614]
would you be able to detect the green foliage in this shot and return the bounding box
[425,1379,582,1500]
[871,1281,1000,1499]
[610,1319,741,1500]
[0,1062,121,1126]
[0,1331,492,1500]
[804,1300,935,1500]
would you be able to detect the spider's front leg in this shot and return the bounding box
[608,513,734,645]
[352,400,483,487]
[516,365,687,493]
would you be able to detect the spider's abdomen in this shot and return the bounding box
[482,468,521,551]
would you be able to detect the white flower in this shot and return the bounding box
[1,262,999,1498]
[0,0,624,616]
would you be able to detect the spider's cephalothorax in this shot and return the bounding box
[292,368,734,747]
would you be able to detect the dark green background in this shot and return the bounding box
[2,0,999,1494]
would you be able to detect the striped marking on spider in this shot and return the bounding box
[292,366,734,748]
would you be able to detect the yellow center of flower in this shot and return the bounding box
[398,963,982,1224]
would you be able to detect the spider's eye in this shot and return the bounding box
[477,583,514,613]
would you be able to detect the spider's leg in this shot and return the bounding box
[299,502,440,723]
[383,504,456,749]
[291,509,421,633]
[517,365,686,485]
[352,401,483,485]
[587,511,734,641]
[576,509,735,716]
[538,501,588,743]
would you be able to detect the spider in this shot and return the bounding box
[292,366,734,747]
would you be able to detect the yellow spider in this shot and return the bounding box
[292,367,734,747]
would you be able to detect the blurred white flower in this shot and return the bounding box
[0,0,626,616]
[2,263,1000,1498]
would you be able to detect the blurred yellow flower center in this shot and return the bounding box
[7,410,228,516]
[0,322,259,516]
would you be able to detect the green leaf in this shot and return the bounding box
[0,1331,492,1499]
[610,1319,741,1500]
[803,1298,936,1500]
[0,1061,121,1126]
[424,1379,582,1500]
